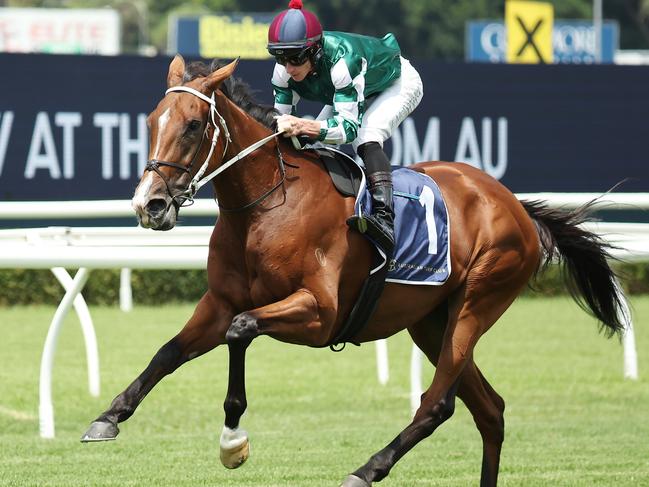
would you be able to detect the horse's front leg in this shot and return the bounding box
[81,291,232,442]
[220,288,332,468]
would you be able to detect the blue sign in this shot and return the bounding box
[0,53,646,209]
[467,20,619,64]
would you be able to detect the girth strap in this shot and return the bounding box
[327,251,389,351]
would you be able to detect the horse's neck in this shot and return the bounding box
[211,92,280,213]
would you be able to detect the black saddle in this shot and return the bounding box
[315,148,364,197]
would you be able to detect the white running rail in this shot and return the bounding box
[0,225,211,438]
[1,192,648,220]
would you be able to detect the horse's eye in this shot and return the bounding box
[187,119,201,132]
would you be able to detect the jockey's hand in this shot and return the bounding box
[275,114,322,139]
[275,114,302,136]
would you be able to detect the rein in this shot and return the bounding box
[146,85,285,211]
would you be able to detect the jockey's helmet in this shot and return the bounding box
[267,0,323,66]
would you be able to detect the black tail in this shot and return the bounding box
[521,199,626,338]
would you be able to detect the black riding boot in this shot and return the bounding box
[346,142,395,257]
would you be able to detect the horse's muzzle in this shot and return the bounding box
[146,199,167,219]
[133,196,177,230]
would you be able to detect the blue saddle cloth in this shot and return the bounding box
[355,166,451,285]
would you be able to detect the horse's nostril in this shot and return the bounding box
[146,199,167,217]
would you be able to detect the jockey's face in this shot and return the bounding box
[285,59,313,82]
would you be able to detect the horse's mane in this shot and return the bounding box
[184,60,278,129]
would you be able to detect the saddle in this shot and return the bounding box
[313,147,451,350]
[315,148,363,198]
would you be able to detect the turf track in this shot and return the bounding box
[1,296,648,486]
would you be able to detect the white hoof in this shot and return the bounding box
[340,474,371,487]
[219,426,250,469]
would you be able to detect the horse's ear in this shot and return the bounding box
[167,54,186,88]
[204,58,240,92]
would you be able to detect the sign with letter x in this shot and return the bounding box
[505,0,554,64]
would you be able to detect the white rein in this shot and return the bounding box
[164,85,283,200]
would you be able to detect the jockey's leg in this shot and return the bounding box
[347,141,395,257]
[344,59,422,257]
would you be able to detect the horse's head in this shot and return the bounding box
[132,54,238,230]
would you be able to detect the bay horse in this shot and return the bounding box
[81,56,625,487]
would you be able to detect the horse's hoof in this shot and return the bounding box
[80,420,119,442]
[340,474,371,487]
[219,426,249,469]
[220,439,249,469]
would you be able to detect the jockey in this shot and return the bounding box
[267,0,423,258]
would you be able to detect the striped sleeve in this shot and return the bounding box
[271,63,300,115]
[318,55,366,145]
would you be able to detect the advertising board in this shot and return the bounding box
[0,54,646,204]
[0,8,120,55]
[170,13,273,59]
[467,20,618,64]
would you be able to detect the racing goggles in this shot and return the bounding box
[273,49,311,67]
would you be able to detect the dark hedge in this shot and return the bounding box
[0,263,647,307]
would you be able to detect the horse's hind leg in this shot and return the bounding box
[342,265,526,486]
[81,291,232,442]
[409,308,505,487]
[458,362,505,487]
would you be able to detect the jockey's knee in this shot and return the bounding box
[358,141,381,159]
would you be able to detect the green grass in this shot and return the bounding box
[1,297,648,486]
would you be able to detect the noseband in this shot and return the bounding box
[145,86,284,211]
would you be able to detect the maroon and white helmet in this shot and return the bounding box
[267,0,323,65]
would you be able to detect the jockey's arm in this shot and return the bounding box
[271,63,300,115]
[271,57,365,144]
[312,55,365,145]
[271,63,315,137]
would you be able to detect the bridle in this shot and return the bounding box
[145,85,285,211]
